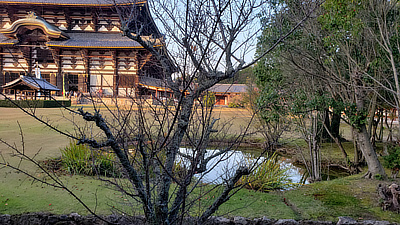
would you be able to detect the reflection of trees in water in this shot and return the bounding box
[180,148,308,188]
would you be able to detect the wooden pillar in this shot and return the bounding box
[80,49,90,93]
[112,50,119,96]
[0,48,3,93]
[86,54,90,93]
[57,57,63,95]
[78,74,86,93]
[64,9,72,31]
[132,50,139,97]
[100,72,103,92]
[134,50,139,85]
[49,47,62,95]
[92,12,99,32]
[7,6,17,23]
[28,47,32,76]
[5,71,10,85]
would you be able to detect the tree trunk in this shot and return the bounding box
[367,93,377,138]
[385,109,394,142]
[321,109,332,142]
[354,125,386,179]
[387,51,400,137]
[352,126,364,167]
[378,109,384,141]
[352,70,386,179]
[330,109,341,140]
[323,123,348,166]
[309,112,321,182]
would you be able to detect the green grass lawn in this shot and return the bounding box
[1,106,400,223]
[0,106,260,216]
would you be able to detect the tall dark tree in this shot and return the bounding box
[255,0,390,179]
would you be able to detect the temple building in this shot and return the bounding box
[208,84,247,106]
[0,0,169,98]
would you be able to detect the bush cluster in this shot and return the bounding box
[60,141,120,177]
[237,153,293,192]
[383,144,400,178]
[0,100,71,108]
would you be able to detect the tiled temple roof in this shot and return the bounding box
[0,33,18,45]
[139,76,168,88]
[2,76,60,91]
[0,32,159,49]
[1,12,69,40]
[208,84,247,94]
[47,33,146,48]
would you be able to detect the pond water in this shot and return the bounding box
[178,148,350,188]
[178,148,309,186]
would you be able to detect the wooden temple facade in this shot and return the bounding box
[0,0,168,98]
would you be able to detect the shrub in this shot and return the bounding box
[228,102,242,108]
[383,144,400,178]
[60,141,120,177]
[0,99,71,108]
[228,95,244,108]
[203,91,216,107]
[238,153,293,192]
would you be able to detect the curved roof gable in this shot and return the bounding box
[0,12,69,40]
[2,75,60,91]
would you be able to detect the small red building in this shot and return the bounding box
[208,84,247,106]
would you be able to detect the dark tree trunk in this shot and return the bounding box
[321,109,332,142]
[352,70,386,179]
[330,110,341,139]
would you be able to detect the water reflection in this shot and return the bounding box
[178,148,351,188]
[279,157,309,185]
[178,148,306,186]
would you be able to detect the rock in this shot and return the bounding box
[299,221,334,225]
[274,219,299,225]
[234,216,249,225]
[17,213,46,225]
[359,221,390,225]
[60,215,68,220]
[54,221,76,225]
[48,215,59,224]
[337,217,357,225]
[253,216,275,225]
[106,214,120,223]
[215,216,231,224]
[69,213,80,219]
[0,213,396,225]
[0,214,11,225]
[206,216,231,225]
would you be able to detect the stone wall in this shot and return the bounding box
[0,213,396,225]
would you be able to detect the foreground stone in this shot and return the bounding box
[0,213,397,225]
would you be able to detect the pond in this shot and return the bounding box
[178,148,308,186]
[178,148,349,187]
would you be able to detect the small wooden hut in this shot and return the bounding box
[208,84,247,106]
[2,75,60,100]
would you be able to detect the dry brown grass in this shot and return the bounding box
[0,106,257,162]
